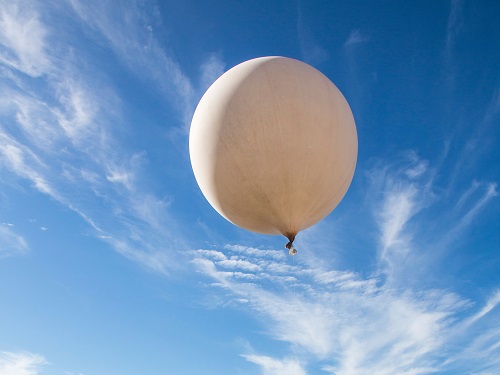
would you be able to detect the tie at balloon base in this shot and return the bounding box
[285,240,298,256]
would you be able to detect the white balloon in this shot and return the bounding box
[190,56,357,244]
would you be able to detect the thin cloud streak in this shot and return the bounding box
[378,183,417,261]
[0,225,29,258]
[484,86,500,124]
[459,289,500,330]
[0,133,55,196]
[296,0,328,64]
[445,0,464,60]
[368,154,434,283]
[438,182,498,249]
[243,354,307,375]
[458,182,497,227]
[199,53,225,92]
[443,0,465,102]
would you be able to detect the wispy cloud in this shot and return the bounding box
[344,30,369,48]
[0,1,50,77]
[0,351,47,375]
[484,86,500,124]
[0,0,188,273]
[1,0,230,274]
[2,91,63,152]
[365,151,497,286]
[67,0,201,127]
[243,354,307,375]
[296,1,328,64]
[199,53,225,92]
[445,0,465,60]
[459,289,500,330]
[366,153,434,282]
[67,0,228,133]
[193,243,499,374]
[443,0,465,97]
[0,133,54,196]
[435,180,497,251]
[378,183,418,261]
[456,182,497,228]
[0,224,29,258]
[52,77,103,146]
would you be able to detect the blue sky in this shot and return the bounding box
[0,0,499,374]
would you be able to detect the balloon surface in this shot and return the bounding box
[189,56,357,242]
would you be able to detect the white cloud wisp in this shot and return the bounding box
[0,224,29,258]
[193,243,499,374]
[0,351,47,375]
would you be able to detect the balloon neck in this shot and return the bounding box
[285,234,297,255]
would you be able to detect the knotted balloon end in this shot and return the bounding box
[285,234,297,256]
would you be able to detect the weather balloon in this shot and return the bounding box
[189,56,357,252]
